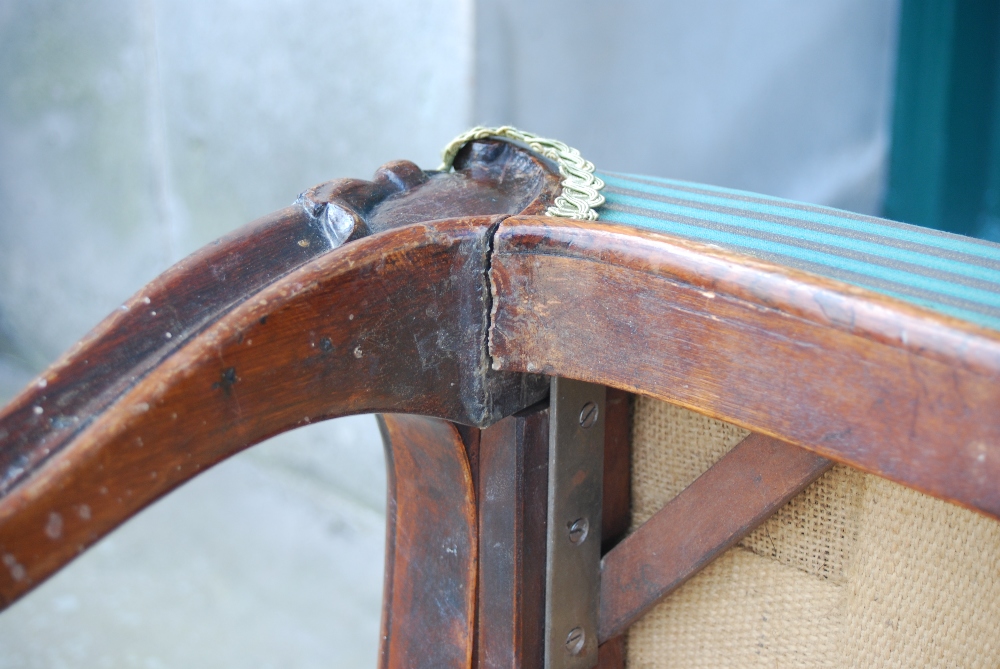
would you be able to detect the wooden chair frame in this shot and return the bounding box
[0,139,997,668]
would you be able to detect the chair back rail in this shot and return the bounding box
[490,215,1000,521]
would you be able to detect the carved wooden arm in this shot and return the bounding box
[1,138,997,668]
[0,139,554,600]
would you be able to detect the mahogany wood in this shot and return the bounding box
[0,139,563,609]
[601,388,631,555]
[377,414,478,669]
[489,215,1000,520]
[476,404,549,669]
[596,637,626,669]
[457,423,483,530]
[0,216,511,607]
[0,142,556,502]
[598,433,832,641]
[596,388,630,669]
[2,138,998,667]
[473,391,628,669]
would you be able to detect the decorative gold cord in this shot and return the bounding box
[439,126,605,221]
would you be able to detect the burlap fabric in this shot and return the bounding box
[626,396,1000,668]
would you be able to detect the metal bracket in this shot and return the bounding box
[544,378,605,669]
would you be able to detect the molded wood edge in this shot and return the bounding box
[489,216,1000,519]
[0,145,559,501]
[0,142,560,607]
[0,216,541,607]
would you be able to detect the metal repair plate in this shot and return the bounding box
[545,378,605,669]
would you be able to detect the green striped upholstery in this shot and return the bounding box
[597,171,1000,332]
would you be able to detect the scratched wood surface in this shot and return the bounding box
[0,145,555,504]
[2,137,999,667]
[489,215,1000,520]
[596,387,630,669]
[0,141,561,608]
[596,637,626,669]
[378,415,478,669]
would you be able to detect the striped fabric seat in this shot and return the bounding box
[597,171,1000,332]
[599,172,1000,667]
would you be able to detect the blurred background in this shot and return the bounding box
[2,0,998,666]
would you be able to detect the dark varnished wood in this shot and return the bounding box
[0,217,506,607]
[596,637,626,669]
[0,142,560,609]
[0,204,331,500]
[598,433,832,641]
[3,136,998,667]
[476,404,549,669]
[0,141,557,501]
[474,393,628,669]
[601,388,631,555]
[489,215,1000,520]
[596,388,630,669]
[0,212,556,608]
[377,415,478,669]
[299,140,559,241]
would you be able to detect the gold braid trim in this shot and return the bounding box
[439,126,605,221]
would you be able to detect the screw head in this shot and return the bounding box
[567,517,589,545]
[565,627,586,655]
[579,401,598,428]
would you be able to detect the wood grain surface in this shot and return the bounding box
[0,144,556,503]
[378,415,478,669]
[598,433,832,641]
[601,388,631,555]
[476,404,549,669]
[0,217,494,607]
[596,387,631,669]
[4,138,999,666]
[596,637,626,669]
[489,216,1000,520]
[0,140,561,609]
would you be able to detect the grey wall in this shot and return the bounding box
[476,0,900,215]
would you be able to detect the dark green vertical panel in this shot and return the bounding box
[884,0,1000,238]
[884,1,955,230]
[982,32,1000,236]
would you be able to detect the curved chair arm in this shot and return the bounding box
[0,139,559,611]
